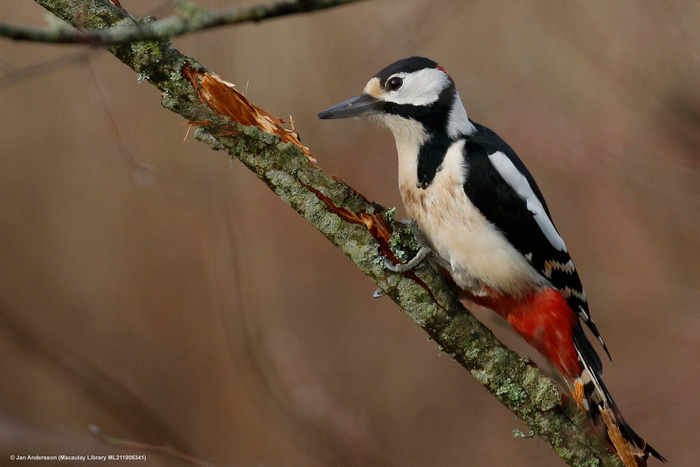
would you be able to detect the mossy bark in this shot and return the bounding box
[32,1,621,466]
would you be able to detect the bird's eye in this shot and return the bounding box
[386,76,403,91]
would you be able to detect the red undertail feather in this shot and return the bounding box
[470,286,665,465]
[471,287,581,379]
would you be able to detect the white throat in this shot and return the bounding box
[373,113,428,190]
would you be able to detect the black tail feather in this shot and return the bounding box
[572,325,665,463]
[590,370,666,462]
[572,324,602,373]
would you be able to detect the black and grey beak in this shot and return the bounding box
[318,94,383,119]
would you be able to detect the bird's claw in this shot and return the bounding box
[384,246,433,273]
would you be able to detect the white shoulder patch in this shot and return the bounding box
[487,151,568,252]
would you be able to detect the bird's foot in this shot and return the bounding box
[384,219,437,273]
[384,246,433,273]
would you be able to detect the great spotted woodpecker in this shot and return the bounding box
[319,57,664,464]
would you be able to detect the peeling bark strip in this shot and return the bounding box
[33,1,624,465]
[299,181,393,251]
[181,63,315,162]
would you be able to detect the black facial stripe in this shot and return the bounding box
[383,101,435,122]
[382,86,456,132]
[430,85,456,132]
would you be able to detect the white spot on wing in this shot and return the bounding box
[542,259,576,278]
[560,286,587,302]
[488,152,568,252]
[381,68,450,106]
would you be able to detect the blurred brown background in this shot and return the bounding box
[0,0,697,466]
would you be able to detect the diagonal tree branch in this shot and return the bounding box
[29,1,622,466]
[1,0,366,45]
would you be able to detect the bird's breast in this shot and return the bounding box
[398,140,540,297]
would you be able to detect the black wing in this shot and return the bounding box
[462,122,609,363]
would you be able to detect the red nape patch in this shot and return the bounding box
[435,64,452,79]
[471,288,581,379]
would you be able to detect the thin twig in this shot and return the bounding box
[0,0,367,46]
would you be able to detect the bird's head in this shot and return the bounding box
[318,56,474,142]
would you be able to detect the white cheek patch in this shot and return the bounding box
[487,152,568,252]
[382,68,450,106]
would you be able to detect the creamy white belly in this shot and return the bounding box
[398,139,541,297]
